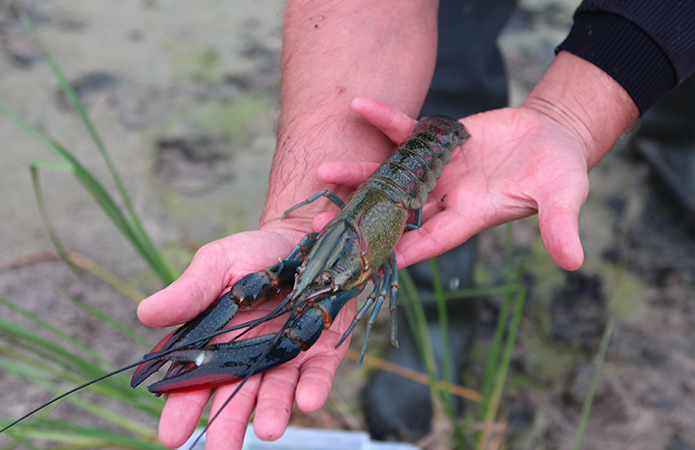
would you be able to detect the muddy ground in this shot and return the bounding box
[1,1,695,450]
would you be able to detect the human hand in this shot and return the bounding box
[314,96,592,271]
[137,225,357,449]
[316,50,639,272]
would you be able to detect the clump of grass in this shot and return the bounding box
[397,222,616,449]
[571,315,615,450]
[0,298,164,448]
[0,13,178,287]
[0,12,179,448]
[397,222,528,449]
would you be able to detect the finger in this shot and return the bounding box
[295,353,343,413]
[537,178,588,271]
[206,376,262,450]
[137,241,231,327]
[539,208,584,271]
[351,97,417,143]
[394,208,485,268]
[295,298,355,412]
[158,390,212,449]
[317,161,378,188]
[253,365,300,441]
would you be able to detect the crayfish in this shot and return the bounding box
[1,115,469,444]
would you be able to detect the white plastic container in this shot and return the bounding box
[179,426,422,450]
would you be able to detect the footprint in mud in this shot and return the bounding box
[54,72,119,111]
[153,126,234,196]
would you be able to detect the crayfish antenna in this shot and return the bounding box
[0,311,291,434]
[0,359,146,433]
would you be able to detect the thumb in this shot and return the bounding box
[537,176,589,271]
[351,97,417,143]
[137,242,231,327]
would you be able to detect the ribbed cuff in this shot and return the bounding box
[557,12,677,115]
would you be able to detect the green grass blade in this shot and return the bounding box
[68,297,153,348]
[29,161,81,276]
[428,258,471,446]
[477,285,526,449]
[477,286,512,418]
[478,223,517,419]
[0,104,169,284]
[0,343,161,423]
[45,141,167,278]
[428,258,456,415]
[402,284,522,304]
[20,12,178,286]
[63,252,147,302]
[0,296,162,418]
[0,316,145,405]
[0,340,133,407]
[0,354,160,433]
[0,299,162,411]
[19,14,108,165]
[3,419,163,450]
[0,102,174,284]
[0,317,104,377]
[572,315,616,450]
[47,394,159,439]
[0,298,112,368]
[398,269,443,403]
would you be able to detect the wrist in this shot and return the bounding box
[259,113,392,229]
[522,51,639,168]
[259,0,439,228]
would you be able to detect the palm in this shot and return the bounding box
[317,99,591,270]
[137,227,356,449]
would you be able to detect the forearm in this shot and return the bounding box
[260,0,439,229]
[522,51,640,169]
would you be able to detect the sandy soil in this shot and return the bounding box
[1,1,695,450]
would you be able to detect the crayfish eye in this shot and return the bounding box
[319,273,333,286]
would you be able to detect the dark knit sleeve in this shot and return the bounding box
[557,0,695,114]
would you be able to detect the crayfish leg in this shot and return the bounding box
[335,277,382,350]
[358,266,394,365]
[335,256,399,364]
[406,207,423,231]
[285,232,319,260]
[282,190,345,220]
[387,252,400,348]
